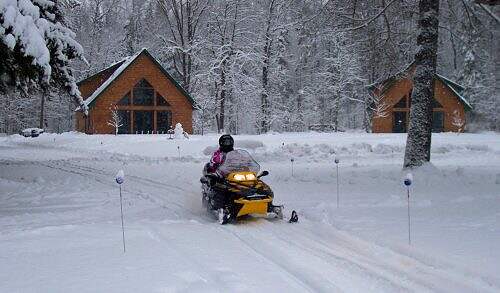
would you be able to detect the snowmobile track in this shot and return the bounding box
[31,160,199,220]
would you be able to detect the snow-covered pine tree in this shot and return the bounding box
[0,0,86,133]
[403,0,440,168]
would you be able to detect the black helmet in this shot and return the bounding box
[219,134,234,153]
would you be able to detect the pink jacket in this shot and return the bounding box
[208,149,226,173]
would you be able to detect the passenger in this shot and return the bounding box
[207,134,234,173]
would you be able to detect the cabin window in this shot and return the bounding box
[157,111,172,134]
[133,79,154,106]
[432,111,444,132]
[117,93,130,105]
[117,111,130,134]
[156,94,170,106]
[392,111,408,133]
[133,111,154,133]
[394,96,407,108]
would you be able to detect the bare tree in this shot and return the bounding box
[206,0,242,133]
[157,0,208,92]
[371,92,390,119]
[451,109,465,133]
[107,106,123,135]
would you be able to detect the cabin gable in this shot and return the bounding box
[75,49,194,134]
[372,73,468,133]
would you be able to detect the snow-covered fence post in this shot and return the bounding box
[177,146,181,159]
[291,158,295,177]
[335,157,340,208]
[115,170,126,253]
[404,173,413,245]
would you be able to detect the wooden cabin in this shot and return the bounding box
[75,49,195,134]
[369,63,472,133]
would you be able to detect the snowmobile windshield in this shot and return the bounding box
[218,149,260,176]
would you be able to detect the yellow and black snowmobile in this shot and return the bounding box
[201,149,288,224]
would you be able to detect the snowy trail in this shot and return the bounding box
[1,132,499,292]
[24,160,499,292]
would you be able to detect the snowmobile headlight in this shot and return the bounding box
[233,174,246,181]
[245,174,256,181]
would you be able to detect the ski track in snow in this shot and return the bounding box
[1,132,499,292]
[4,159,494,292]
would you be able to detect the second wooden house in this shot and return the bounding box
[369,63,472,133]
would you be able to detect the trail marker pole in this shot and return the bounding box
[404,173,413,245]
[291,158,295,177]
[115,170,126,253]
[177,146,181,159]
[335,157,340,208]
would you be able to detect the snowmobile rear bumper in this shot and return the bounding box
[233,198,272,217]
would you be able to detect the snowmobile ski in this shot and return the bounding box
[288,210,298,223]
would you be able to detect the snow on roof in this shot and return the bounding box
[435,74,472,111]
[76,58,127,86]
[81,49,144,108]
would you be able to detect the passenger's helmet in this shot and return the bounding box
[219,134,234,153]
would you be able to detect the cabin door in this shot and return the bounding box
[392,111,407,133]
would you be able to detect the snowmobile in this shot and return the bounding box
[201,149,291,224]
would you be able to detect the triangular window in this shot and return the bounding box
[394,96,407,108]
[156,94,170,106]
[133,79,154,106]
[432,98,443,109]
[117,92,130,105]
[136,79,153,89]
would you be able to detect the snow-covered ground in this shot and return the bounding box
[1,131,499,292]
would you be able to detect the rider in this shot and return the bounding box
[207,134,234,174]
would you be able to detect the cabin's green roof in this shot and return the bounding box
[435,74,472,111]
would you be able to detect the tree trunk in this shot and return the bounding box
[261,40,270,133]
[39,93,45,129]
[332,94,340,132]
[403,0,440,168]
[260,0,275,134]
[219,59,227,133]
